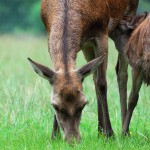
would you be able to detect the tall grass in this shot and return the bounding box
[0,35,149,150]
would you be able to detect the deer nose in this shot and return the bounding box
[64,132,81,143]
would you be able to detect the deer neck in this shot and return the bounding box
[48,2,82,72]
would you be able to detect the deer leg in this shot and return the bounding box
[122,69,143,135]
[116,53,128,128]
[82,42,104,133]
[96,60,113,136]
[93,73,104,134]
[96,32,113,137]
[51,115,61,139]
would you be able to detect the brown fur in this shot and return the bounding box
[126,14,150,85]
[123,0,139,20]
[41,0,129,71]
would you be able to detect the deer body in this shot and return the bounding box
[125,14,150,85]
[28,0,138,142]
[41,0,128,71]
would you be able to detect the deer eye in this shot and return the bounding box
[77,107,83,113]
[77,105,86,113]
[52,104,59,111]
[75,107,83,118]
[77,101,88,112]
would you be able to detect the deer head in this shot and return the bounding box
[28,54,105,142]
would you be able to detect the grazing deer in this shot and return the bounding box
[111,12,149,134]
[28,0,139,142]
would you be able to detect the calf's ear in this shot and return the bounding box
[77,53,106,80]
[127,12,148,29]
[119,12,148,31]
[28,58,55,84]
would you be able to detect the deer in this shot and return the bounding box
[28,0,139,142]
[111,12,149,135]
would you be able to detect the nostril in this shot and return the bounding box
[64,133,81,143]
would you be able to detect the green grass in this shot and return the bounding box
[0,35,149,150]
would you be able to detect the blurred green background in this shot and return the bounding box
[0,0,150,34]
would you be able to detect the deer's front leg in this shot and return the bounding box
[51,115,61,139]
[122,69,143,135]
[93,73,104,134]
[96,31,113,136]
[82,42,104,134]
[116,53,128,128]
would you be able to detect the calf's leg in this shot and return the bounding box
[122,69,143,135]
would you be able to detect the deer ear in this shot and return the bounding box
[77,53,106,80]
[28,58,55,84]
[127,12,148,29]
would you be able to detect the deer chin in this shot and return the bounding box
[52,107,81,142]
[64,132,81,143]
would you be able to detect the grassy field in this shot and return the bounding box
[0,35,149,150]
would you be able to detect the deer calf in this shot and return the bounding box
[112,12,150,134]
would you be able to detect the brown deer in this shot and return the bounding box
[111,12,149,135]
[28,0,139,142]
